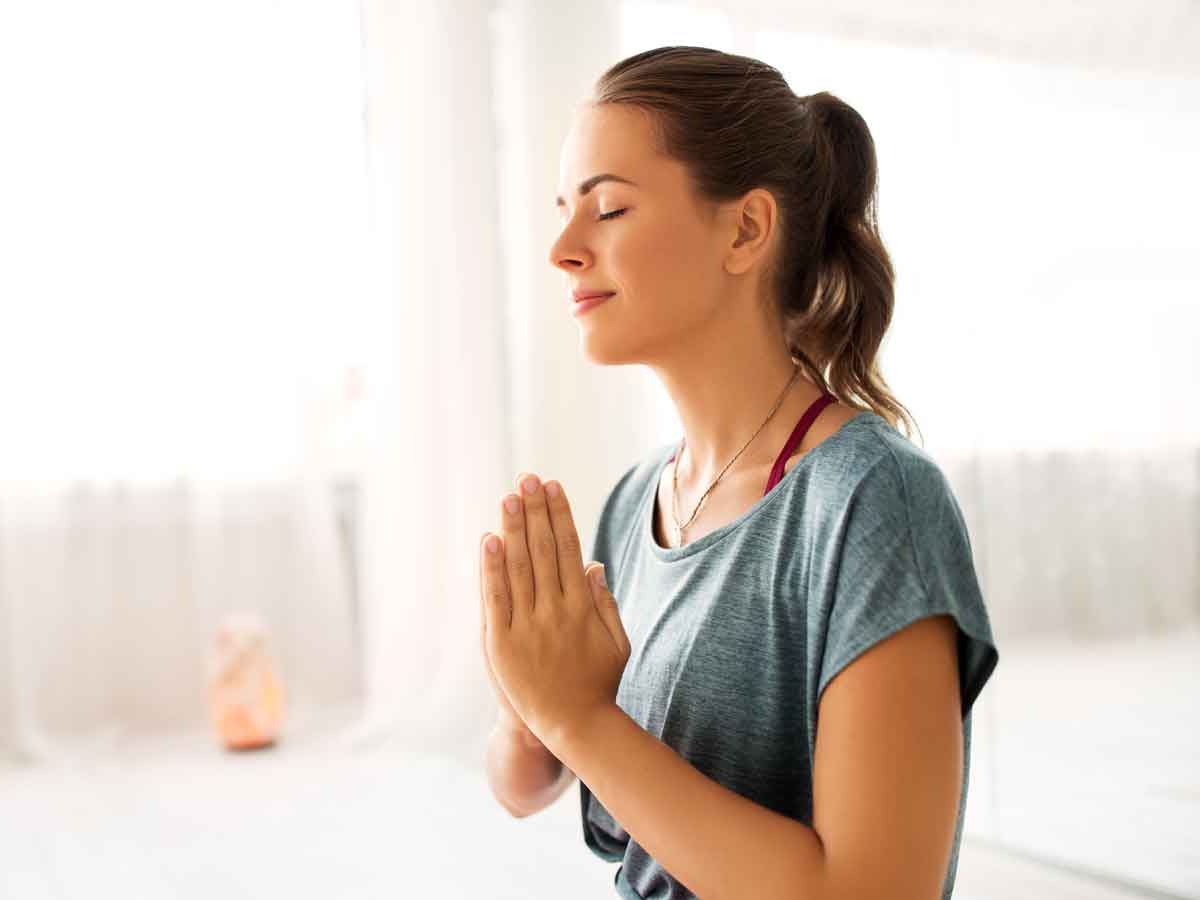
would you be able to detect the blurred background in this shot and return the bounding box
[0,0,1197,898]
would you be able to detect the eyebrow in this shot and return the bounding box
[555,173,638,207]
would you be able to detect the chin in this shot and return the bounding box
[578,331,638,367]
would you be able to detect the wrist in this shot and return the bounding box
[547,702,624,766]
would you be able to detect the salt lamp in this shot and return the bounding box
[206,612,286,750]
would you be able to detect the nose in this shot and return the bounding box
[548,220,591,273]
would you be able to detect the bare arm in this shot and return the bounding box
[486,712,577,818]
[542,615,963,900]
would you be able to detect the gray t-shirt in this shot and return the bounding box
[579,410,999,900]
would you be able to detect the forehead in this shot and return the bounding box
[556,104,659,196]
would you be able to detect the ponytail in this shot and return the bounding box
[784,91,921,443]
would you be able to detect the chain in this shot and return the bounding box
[670,364,801,546]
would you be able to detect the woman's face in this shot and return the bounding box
[550,103,735,366]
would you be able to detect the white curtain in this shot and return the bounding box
[345,0,516,759]
[0,479,359,762]
[347,0,658,766]
[0,0,367,761]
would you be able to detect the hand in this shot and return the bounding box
[476,476,614,742]
[476,529,606,748]
[479,472,631,754]
[477,532,529,736]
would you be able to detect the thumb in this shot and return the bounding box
[586,563,630,658]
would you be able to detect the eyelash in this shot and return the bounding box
[598,208,628,221]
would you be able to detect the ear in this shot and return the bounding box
[722,187,778,276]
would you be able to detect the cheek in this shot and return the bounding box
[616,221,715,313]
[580,222,718,365]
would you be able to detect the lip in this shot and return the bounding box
[572,289,616,302]
[571,293,614,317]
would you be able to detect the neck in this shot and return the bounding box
[647,310,824,487]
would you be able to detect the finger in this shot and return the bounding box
[478,532,487,645]
[587,564,630,657]
[516,473,560,616]
[543,479,589,605]
[479,531,505,652]
[500,490,535,624]
[481,532,512,631]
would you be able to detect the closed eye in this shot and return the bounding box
[599,208,628,221]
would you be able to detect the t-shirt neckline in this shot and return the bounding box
[641,410,879,562]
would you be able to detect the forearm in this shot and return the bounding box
[548,705,828,900]
[486,718,572,818]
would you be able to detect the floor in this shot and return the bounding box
[0,730,1188,899]
[3,626,1196,899]
[962,622,1200,899]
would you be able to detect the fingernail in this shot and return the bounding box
[592,565,607,588]
[485,535,500,554]
[521,475,540,495]
[544,481,560,498]
[503,495,520,514]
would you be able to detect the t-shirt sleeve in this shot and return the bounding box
[817,449,999,719]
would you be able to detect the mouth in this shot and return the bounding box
[571,293,615,316]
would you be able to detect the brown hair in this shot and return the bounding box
[590,45,921,443]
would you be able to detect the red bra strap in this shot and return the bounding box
[665,393,838,498]
[762,392,837,496]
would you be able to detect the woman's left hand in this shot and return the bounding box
[479,473,631,754]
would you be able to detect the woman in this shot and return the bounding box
[479,45,999,900]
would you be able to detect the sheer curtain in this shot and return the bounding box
[0,0,367,761]
[347,0,661,766]
[345,0,512,759]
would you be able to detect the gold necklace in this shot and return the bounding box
[670,364,801,547]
